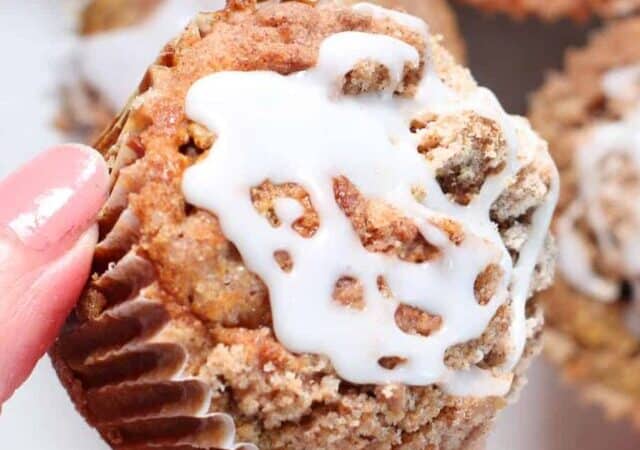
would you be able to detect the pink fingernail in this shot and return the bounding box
[0,144,109,253]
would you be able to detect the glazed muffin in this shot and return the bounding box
[57,0,466,143]
[530,17,640,424]
[51,1,558,449]
[456,0,640,21]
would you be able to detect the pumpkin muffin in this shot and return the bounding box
[530,17,640,425]
[456,0,640,21]
[51,1,558,449]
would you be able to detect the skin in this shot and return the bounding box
[0,145,108,405]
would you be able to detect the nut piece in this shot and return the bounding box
[395,304,443,337]
[417,112,507,205]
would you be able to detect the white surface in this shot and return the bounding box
[0,1,638,449]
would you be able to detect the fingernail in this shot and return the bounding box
[0,144,109,252]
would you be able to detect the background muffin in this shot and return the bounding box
[57,0,466,143]
[455,0,640,21]
[530,17,640,425]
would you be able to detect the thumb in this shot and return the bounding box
[0,145,108,405]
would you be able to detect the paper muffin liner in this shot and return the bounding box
[52,108,256,450]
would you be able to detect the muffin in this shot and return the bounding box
[51,1,558,449]
[530,17,640,424]
[57,0,466,143]
[456,0,640,21]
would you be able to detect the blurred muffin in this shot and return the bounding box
[456,0,640,21]
[530,17,640,424]
[57,0,466,143]
[51,1,558,449]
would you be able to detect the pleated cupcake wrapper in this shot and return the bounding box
[53,113,256,450]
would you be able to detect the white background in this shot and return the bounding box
[0,1,638,448]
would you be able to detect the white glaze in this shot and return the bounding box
[351,2,428,36]
[602,64,640,103]
[182,9,556,396]
[557,64,640,303]
[79,0,225,109]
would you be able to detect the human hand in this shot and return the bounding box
[0,145,108,405]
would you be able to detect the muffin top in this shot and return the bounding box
[59,0,465,144]
[76,0,465,111]
[53,1,557,449]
